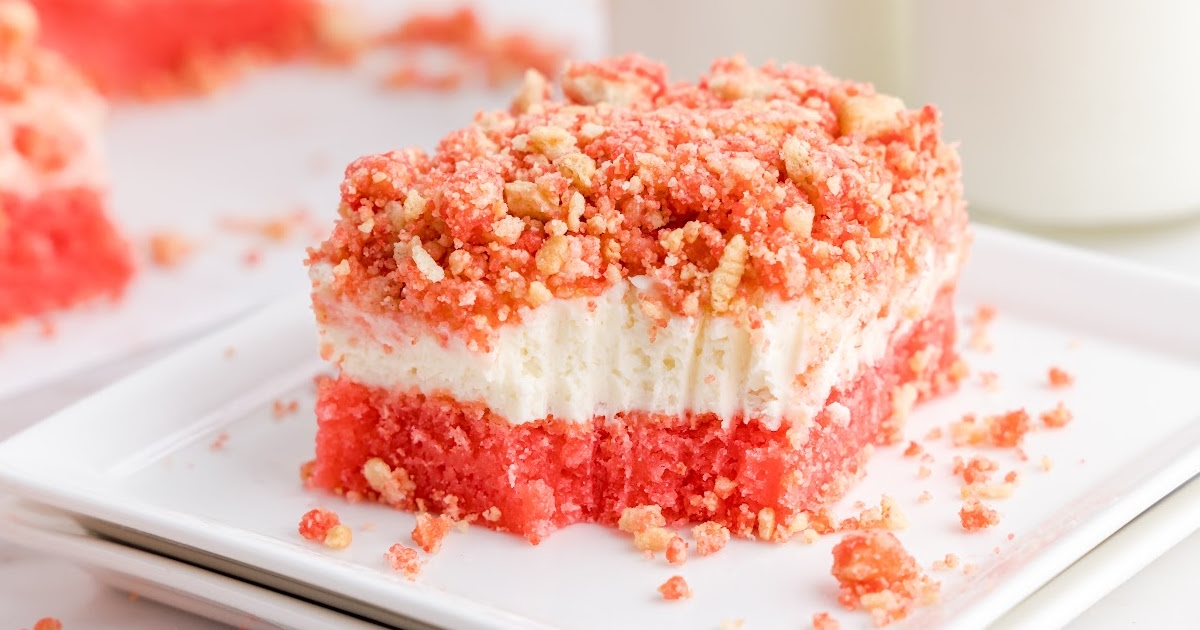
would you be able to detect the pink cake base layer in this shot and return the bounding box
[311,288,961,544]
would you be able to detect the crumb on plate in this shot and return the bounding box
[412,512,454,553]
[385,543,423,580]
[831,531,939,627]
[657,575,692,601]
[959,499,999,532]
[692,521,730,556]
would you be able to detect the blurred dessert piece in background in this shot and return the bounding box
[29,0,360,99]
[0,0,133,326]
[377,5,567,92]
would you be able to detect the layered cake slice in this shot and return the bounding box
[0,1,133,326]
[30,0,351,99]
[307,56,969,543]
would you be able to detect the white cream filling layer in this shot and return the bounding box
[315,245,957,430]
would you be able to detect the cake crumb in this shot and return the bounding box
[950,410,1031,448]
[978,371,1000,392]
[953,455,998,484]
[412,513,454,553]
[839,495,907,531]
[1047,366,1074,388]
[271,399,300,419]
[148,231,195,268]
[917,490,933,504]
[902,441,923,457]
[209,431,229,450]
[692,521,730,556]
[657,575,692,601]
[959,499,1000,532]
[812,611,840,630]
[1040,402,1073,428]
[917,465,932,480]
[924,427,944,441]
[32,619,62,630]
[666,535,688,565]
[1007,532,1015,541]
[720,619,745,630]
[931,553,960,571]
[618,504,666,534]
[960,482,1014,500]
[963,563,979,576]
[633,526,676,555]
[323,523,352,549]
[1040,456,1054,472]
[298,507,340,543]
[385,543,423,580]
[831,531,940,627]
[299,459,316,486]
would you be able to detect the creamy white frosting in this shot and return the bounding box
[313,245,956,430]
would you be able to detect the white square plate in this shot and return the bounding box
[0,500,383,630]
[1,225,1199,629]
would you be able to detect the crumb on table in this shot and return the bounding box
[298,507,340,543]
[33,618,62,630]
[1047,366,1074,388]
[148,231,195,268]
[1040,402,1073,428]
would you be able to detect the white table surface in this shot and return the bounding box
[2,214,1198,629]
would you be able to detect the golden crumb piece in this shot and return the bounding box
[633,526,676,554]
[148,231,195,268]
[618,504,666,534]
[836,94,906,138]
[710,234,748,313]
[323,524,352,549]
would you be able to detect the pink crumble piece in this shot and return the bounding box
[812,611,840,630]
[412,512,454,553]
[298,508,339,543]
[692,521,730,556]
[666,535,688,565]
[959,499,999,532]
[385,543,423,580]
[1047,366,1074,388]
[657,575,692,601]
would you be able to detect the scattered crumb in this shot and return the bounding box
[299,459,316,486]
[917,490,933,504]
[412,513,454,553]
[209,431,229,450]
[924,427,944,441]
[1047,366,1074,388]
[838,495,907,531]
[1040,402,1073,428]
[917,465,932,480]
[978,371,1000,392]
[1040,455,1054,472]
[1004,471,1019,484]
[385,543,423,580]
[657,575,692,601]
[618,504,666,534]
[831,531,940,627]
[692,521,730,556]
[242,248,263,267]
[960,482,1014,500]
[148,231,195,268]
[963,563,979,576]
[298,507,340,543]
[953,455,999,484]
[633,526,676,555]
[993,546,1001,555]
[931,553,960,571]
[950,410,1031,448]
[33,619,62,630]
[218,208,313,242]
[272,399,300,419]
[1007,532,1015,541]
[959,499,1000,532]
[323,523,352,549]
[812,611,840,630]
[902,441,923,458]
[666,535,688,565]
[720,619,745,630]
[223,346,236,358]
